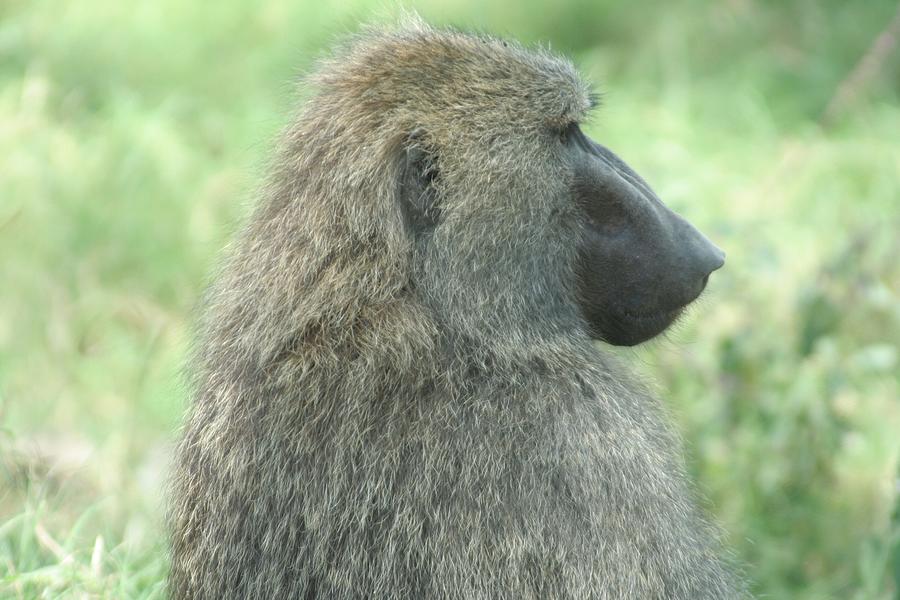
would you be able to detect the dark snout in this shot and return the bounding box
[669,211,726,302]
[587,138,725,302]
[572,129,727,346]
[700,237,726,274]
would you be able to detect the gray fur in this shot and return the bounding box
[168,16,747,599]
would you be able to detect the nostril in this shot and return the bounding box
[709,246,726,272]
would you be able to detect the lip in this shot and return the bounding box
[621,304,684,324]
[587,283,710,346]
[603,304,685,346]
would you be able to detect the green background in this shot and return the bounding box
[2,0,899,597]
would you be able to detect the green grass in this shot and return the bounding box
[2,0,899,597]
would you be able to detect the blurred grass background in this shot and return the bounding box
[1,0,899,597]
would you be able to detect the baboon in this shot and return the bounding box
[169,17,746,600]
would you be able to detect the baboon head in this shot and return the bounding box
[273,19,724,356]
[389,32,722,348]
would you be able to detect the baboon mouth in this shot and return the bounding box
[623,283,708,325]
[622,305,683,322]
[620,305,684,330]
[600,304,685,345]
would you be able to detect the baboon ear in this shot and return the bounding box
[398,129,441,235]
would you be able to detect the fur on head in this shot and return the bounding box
[204,17,599,379]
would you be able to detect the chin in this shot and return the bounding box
[593,306,684,346]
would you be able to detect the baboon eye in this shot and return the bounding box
[559,122,577,145]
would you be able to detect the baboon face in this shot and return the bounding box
[400,120,724,348]
[392,32,722,348]
[562,123,725,346]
